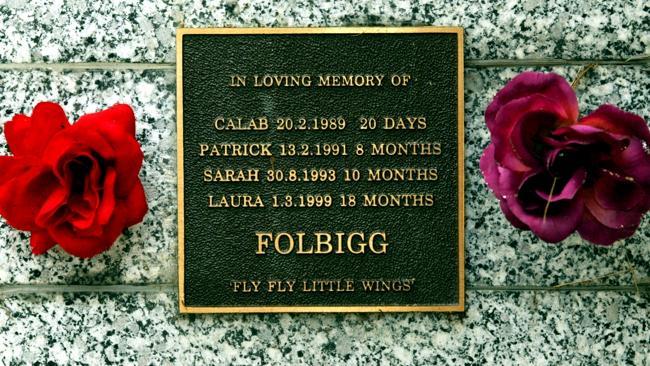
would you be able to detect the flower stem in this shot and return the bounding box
[542,177,559,224]
[571,64,597,90]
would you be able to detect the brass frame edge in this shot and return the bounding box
[175,26,464,35]
[176,26,465,314]
[176,31,187,313]
[181,305,464,314]
[457,29,466,311]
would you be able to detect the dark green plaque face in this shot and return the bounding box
[177,27,464,313]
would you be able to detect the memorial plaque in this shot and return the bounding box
[177,27,464,313]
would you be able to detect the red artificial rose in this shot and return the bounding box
[0,102,147,258]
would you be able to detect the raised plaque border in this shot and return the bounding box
[176,26,465,313]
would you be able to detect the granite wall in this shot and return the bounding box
[0,0,648,364]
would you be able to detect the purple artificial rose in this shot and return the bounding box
[481,72,650,245]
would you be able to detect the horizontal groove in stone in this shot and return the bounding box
[0,62,176,71]
[0,284,175,295]
[0,57,647,71]
[0,283,647,296]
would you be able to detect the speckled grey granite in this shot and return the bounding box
[0,0,647,63]
[0,70,177,284]
[0,66,648,288]
[184,0,650,61]
[0,0,181,63]
[0,290,647,364]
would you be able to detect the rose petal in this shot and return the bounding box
[580,104,650,146]
[65,155,102,231]
[48,213,126,259]
[0,156,31,185]
[121,179,147,227]
[509,110,564,168]
[42,129,115,182]
[593,170,646,211]
[577,210,637,246]
[583,189,643,229]
[68,195,97,231]
[505,170,584,243]
[552,124,629,152]
[97,168,117,226]
[507,194,583,243]
[49,169,142,258]
[35,186,69,227]
[535,168,586,202]
[497,166,528,197]
[60,104,143,196]
[486,72,578,132]
[491,95,571,171]
[66,118,144,198]
[612,138,650,185]
[98,129,143,198]
[499,200,528,229]
[480,144,501,195]
[551,125,649,181]
[3,115,30,155]
[0,160,60,231]
[3,102,70,157]
[545,146,582,177]
[30,231,56,255]
[480,143,527,199]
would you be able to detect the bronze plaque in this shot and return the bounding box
[177,27,464,313]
